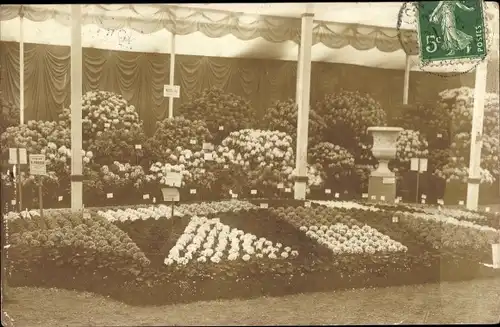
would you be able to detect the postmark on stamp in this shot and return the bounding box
[417,0,487,63]
[397,0,494,76]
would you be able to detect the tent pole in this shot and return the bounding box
[70,5,83,212]
[19,12,24,124]
[294,5,314,200]
[403,54,411,104]
[466,60,487,211]
[168,33,176,118]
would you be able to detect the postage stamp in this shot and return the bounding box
[416,0,487,63]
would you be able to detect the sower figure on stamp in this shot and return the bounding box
[429,1,475,56]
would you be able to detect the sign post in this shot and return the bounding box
[163,85,180,118]
[410,158,428,204]
[161,171,182,217]
[9,148,27,211]
[29,154,47,220]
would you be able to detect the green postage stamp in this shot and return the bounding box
[417,0,487,63]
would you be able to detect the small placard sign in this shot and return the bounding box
[260,203,269,209]
[437,199,444,205]
[8,148,28,165]
[251,189,257,195]
[421,194,427,199]
[362,193,368,199]
[143,194,150,200]
[421,199,426,204]
[190,189,197,194]
[162,187,180,202]
[107,193,113,199]
[392,216,399,223]
[325,189,331,194]
[190,139,197,145]
[335,193,340,198]
[371,195,376,200]
[285,188,292,193]
[459,200,465,205]
[219,126,224,131]
[135,144,142,150]
[277,183,284,189]
[163,84,180,98]
[410,158,419,171]
[58,196,63,202]
[380,195,386,201]
[419,158,428,173]
[204,153,213,161]
[203,143,214,151]
[382,177,395,184]
[304,202,311,208]
[232,193,238,199]
[164,171,182,188]
[29,154,47,176]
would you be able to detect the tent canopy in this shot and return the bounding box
[0,3,497,72]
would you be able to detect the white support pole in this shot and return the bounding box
[466,8,499,211]
[19,13,24,124]
[70,5,83,212]
[403,54,411,105]
[466,60,487,211]
[168,33,176,118]
[294,5,314,200]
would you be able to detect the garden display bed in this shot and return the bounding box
[4,200,500,306]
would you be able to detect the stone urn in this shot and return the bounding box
[366,126,403,202]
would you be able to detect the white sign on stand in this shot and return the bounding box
[29,154,47,175]
[163,85,180,98]
[410,158,428,172]
[164,171,182,188]
[8,148,27,165]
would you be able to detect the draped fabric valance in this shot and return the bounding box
[0,4,419,55]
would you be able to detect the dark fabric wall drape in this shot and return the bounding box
[0,41,477,132]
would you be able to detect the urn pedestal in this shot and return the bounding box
[367,127,403,203]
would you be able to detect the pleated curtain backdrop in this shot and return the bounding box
[0,41,476,132]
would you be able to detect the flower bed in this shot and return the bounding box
[5,209,150,281]
[96,200,257,222]
[5,203,500,306]
[164,216,299,265]
[392,210,499,262]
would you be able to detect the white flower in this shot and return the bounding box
[281,252,289,258]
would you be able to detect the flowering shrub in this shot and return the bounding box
[145,117,212,162]
[391,101,451,148]
[0,88,19,136]
[390,130,429,174]
[309,142,355,188]
[436,88,500,183]
[58,91,143,149]
[313,90,387,164]
[218,129,323,195]
[88,124,149,166]
[261,99,325,145]
[178,87,255,142]
[164,216,298,265]
[1,120,70,156]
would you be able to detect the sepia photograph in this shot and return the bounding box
[1,2,499,326]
